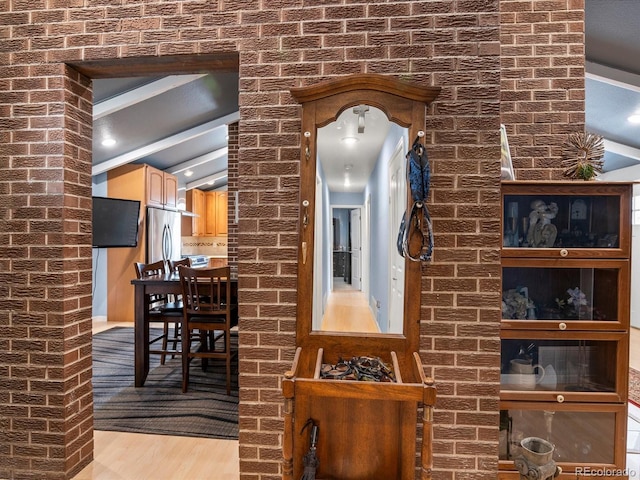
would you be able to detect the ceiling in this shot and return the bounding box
[317,106,391,193]
[91,72,239,194]
[90,1,640,194]
[585,0,640,175]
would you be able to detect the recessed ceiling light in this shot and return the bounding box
[101,137,116,147]
[628,114,640,124]
[184,170,194,177]
[341,137,358,145]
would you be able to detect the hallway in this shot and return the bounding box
[319,283,380,333]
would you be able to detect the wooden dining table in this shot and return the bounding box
[130,270,238,387]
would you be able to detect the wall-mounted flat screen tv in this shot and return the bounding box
[92,196,141,248]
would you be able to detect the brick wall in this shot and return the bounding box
[228,121,239,267]
[0,1,584,479]
[500,0,585,179]
[0,61,94,479]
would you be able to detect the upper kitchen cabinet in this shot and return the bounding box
[206,191,228,236]
[183,189,228,237]
[108,163,178,211]
[184,188,206,236]
[145,165,178,210]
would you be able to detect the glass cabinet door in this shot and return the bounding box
[501,259,629,330]
[499,402,626,469]
[500,333,627,402]
[501,183,631,258]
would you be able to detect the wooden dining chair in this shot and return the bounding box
[166,257,192,355]
[134,260,183,365]
[177,265,238,394]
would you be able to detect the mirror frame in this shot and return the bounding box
[292,74,440,357]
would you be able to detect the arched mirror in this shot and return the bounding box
[292,74,440,352]
[314,105,409,334]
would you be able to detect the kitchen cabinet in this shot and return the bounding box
[214,191,228,235]
[146,165,178,210]
[182,188,205,236]
[109,163,178,211]
[205,191,228,236]
[208,257,227,268]
[183,189,228,237]
[499,181,632,478]
[104,163,179,323]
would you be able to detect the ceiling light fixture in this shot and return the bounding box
[184,170,194,177]
[341,137,358,145]
[353,105,369,134]
[628,114,640,124]
[101,137,116,147]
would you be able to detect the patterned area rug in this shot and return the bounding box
[630,368,640,406]
[92,326,238,439]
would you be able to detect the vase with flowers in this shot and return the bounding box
[555,287,599,320]
[502,287,536,320]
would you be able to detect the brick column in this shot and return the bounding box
[0,66,94,479]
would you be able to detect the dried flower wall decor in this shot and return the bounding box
[561,132,605,180]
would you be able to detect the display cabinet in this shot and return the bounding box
[501,259,630,331]
[500,181,632,479]
[499,402,627,471]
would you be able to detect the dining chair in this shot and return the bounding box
[134,260,183,365]
[166,258,192,354]
[177,265,238,394]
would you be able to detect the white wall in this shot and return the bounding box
[92,173,108,318]
[599,170,640,328]
[632,184,640,328]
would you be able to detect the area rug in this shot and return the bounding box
[92,326,238,439]
[630,368,640,406]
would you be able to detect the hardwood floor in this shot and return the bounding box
[73,319,239,480]
[320,284,380,333]
[630,327,640,371]
[75,323,640,479]
[72,431,239,480]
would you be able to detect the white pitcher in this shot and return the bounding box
[509,359,545,390]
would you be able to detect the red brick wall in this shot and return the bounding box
[0,61,94,479]
[0,1,584,479]
[227,121,239,267]
[500,0,586,179]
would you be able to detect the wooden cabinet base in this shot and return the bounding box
[283,347,435,480]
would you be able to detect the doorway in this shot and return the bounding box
[330,205,364,291]
[69,53,242,478]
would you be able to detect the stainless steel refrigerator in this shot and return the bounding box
[146,206,182,265]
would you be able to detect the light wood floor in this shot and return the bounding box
[75,322,640,479]
[631,327,640,371]
[72,431,239,480]
[320,283,380,333]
